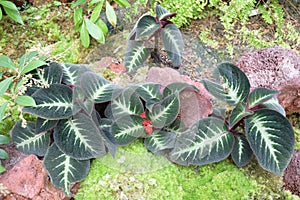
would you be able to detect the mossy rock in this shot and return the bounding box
[75,140,298,200]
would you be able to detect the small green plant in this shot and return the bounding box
[0,134,10,173]
[0,52,46,123]
[169,63,294,175]
[72,0,130,48]
[154,0,207,27]
[125,5,184,73]
[0,0,24,25]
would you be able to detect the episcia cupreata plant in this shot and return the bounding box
[169,63,294,175]
[124,5,184,73]
[10,62,119,196]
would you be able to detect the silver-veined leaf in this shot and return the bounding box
[73,87,94,115]
[40,62,63,85]
[136,83,162,101]
[202,63,250,105]
[0,77,13,96]
[163,119,187,134]
[136,15,160,39]
[161,24,183,67]
[54,112,107,160]
[245,109,294,175]
[163,82,198,97]
[81,71,118,103]
[144,131,176,154]
[109,87,144,119]
[11,122,50,156]
[112,115,144,145]
[248,88,279,109]
[149,93,180,128]
[36,118,58,134]
[23,84,74,120]
[156,5,170,20]
[229,102,253,129]
[231,135,253,167]
[260,97,285,116]
[105,1,117,27]
[61,63,91,86]
[170,117,234,166]
[43,143,90,196]
[124,40,150,73]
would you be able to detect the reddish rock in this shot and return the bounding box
[96,56,126,74]
[284,150,300,197]
[147,67,213,126]
[237,46,300,114]
[0,154,66,199]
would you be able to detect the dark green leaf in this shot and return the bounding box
[54,112,107,159]
[163,119,187,134]
[156,5,170,20]
[161,24,183,67]
[163,82,198,97]
[124,40,149,73]
[231,135,253,167]
[61,63,91,86]
[112,115,144,145]
[23,84,74,120]
[44,143,90,196]
[11,122,50,156]
[245,109,294,175]
[248,88,279,109]
[202,63,250,105]
[260,97,285,116]
[149,93,180,128]
[136,15,160,38]
[109,87,144,119]
[81,71,118,103]
[36,118,58,134]
[105,1,117,27]
[170,117,234,166]
[145,131,176,154]
[136,83,162,101]
[229,102,253,129]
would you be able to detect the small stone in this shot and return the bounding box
[237,46,300,114]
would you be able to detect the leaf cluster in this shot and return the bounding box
[0,52,46,122]
[125,5,184,73]
[6,58,294,195]
[72,0,130,48]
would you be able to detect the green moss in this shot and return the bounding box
[51,39,83,63]
[75,140,291,200]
